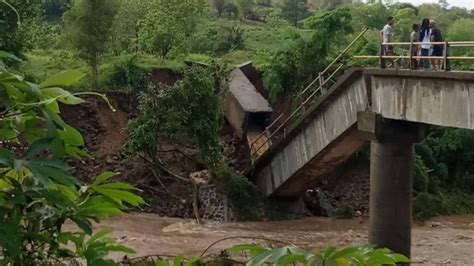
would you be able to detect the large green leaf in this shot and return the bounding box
[91,172,117,186]
[59,124,85,146]
[0,51,21,61]
[42,87,84,105]
[40,70,85,88]
[247,249,274,266]
[94,187,144,206]
[229,244,266,257]
[0,219,22,257]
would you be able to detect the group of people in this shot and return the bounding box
[381,16,445,70]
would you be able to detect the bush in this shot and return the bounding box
[211,165,262,220]
[128,65,224,165]
[109,55,151,92]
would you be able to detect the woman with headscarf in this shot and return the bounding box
[419,18,431,69]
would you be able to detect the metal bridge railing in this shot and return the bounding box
[354,41,474,70]
[249,28,370,160]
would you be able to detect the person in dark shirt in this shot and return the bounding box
[419,18,431,69]
[430,20,444,70]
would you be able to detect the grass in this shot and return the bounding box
[18,12,318,92]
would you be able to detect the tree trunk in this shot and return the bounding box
[91,58,99,90]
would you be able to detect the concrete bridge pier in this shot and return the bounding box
[369,141,414,257]
[358,111,425,258]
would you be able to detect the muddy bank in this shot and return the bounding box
[80,213,474,265]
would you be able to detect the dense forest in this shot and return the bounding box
[1,0,474,264]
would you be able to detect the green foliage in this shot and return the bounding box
[109,55,152,92]
[191,23,246,55]
[0,0,41,55]
[223,2,239,18]
[231,244,409,265]
[42,0,72,21]
[261,7,352,101]
[0,52,143,264]
[140,0,207,58]
[64,0,119,89]
[128,66,223,165]
[237,0,255,16]
[211,165,262,220]
[212,0,225,16]
[281,0,310,27]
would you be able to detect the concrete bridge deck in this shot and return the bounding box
[249,69,474,198]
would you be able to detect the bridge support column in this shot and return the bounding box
[358,111,425,258]
[369,141,414,257]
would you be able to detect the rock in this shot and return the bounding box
[355,210,362,217]
[430,222,442,228]
[190,170,210,185]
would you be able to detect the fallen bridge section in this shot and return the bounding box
[250,69,474,198]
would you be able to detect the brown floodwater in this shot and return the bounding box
[79,213,474,265]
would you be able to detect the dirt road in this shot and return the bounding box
[91,213,474,265]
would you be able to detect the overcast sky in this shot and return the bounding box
[390,0,474,9]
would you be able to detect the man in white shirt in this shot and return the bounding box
[380,16,395,68]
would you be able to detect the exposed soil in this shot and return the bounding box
[76,213,474,265]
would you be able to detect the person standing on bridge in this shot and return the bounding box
[419,18,431,70]
[380,16,395,68]
[430,20,444,70]
[410,24,420,69]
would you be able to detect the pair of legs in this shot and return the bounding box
[381,45,397,69]
[431,46,444,70]
[420,49,430,69]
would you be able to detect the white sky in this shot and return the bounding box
[390,0,474,9]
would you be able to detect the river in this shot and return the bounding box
[89,213,474,265]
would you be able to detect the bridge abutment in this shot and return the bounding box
[358,111,425,258]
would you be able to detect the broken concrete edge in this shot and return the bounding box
[357,111,426,143]
[245,68,364,178]
[270,124,365,198]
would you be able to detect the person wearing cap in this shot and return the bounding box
[430,20,444,70]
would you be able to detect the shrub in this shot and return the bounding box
[211,165,262,220]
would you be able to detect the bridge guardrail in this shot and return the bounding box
[354,41,474,70]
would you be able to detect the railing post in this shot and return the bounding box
[380,44,386,69]
[409,42,414,70]
[443,42,450,71]
[319,73,326,94]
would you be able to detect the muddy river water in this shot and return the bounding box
[90,213,474,265]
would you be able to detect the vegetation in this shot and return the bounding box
[2,0,474,263]
[0,53,143,264]
[128,244,409,265]
[64,0,118,89]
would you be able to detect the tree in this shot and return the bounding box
[281,0,309,27]
[128,66,224,167]
[64,0,118,89]
[236,0,254,17]
[262,8,353,101]
[213,0,225,16]
[141,0,207,57]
